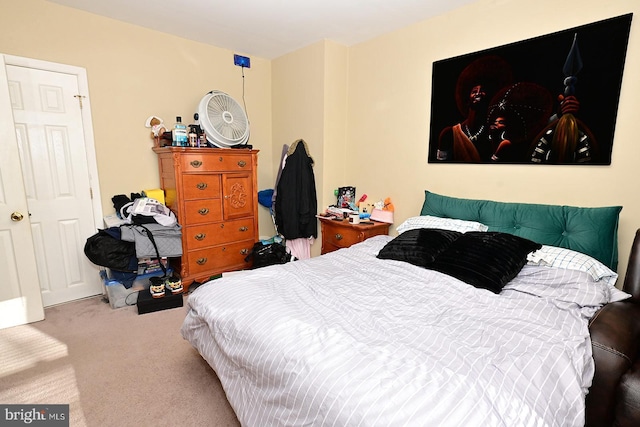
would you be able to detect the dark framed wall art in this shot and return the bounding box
[428,13,632,165]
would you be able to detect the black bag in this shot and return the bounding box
[84,228,137,272]
[245,242,291,269]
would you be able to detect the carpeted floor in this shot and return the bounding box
[0,293,240,426]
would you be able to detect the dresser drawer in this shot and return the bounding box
[183,199,223,224]
[184,219,255,250]
[186,240,254,275]
[181,153,253,173]
[182,174,221,200]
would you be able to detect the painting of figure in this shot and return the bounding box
[428,13,632,165]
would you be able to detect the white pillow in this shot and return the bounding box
[504,265,629,309]
[526,245,618,288]
[396,215,489,234]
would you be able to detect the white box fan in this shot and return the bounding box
[197,90,250,147]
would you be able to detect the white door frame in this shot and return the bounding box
[3,54,104,233]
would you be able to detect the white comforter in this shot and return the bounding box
[181,236,617,427]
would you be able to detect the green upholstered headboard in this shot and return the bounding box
[420,190,622,271]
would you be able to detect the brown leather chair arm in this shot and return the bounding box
[586,300,640,427]
[623,229,640,301]
[617,359,640,426]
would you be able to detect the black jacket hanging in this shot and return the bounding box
[275,139,318,240]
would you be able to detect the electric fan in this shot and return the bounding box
[197,90,250,147]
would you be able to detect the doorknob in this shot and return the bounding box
[10,212,24,221]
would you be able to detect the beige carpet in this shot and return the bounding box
[0,293,240,427]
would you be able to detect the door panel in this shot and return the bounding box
[223,173,254,220]
[6,62,102,307]
[0,57,44,329]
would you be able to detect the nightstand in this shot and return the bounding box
[319,217,390,255]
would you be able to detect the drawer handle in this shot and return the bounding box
[190,160,203,168]
[335,233,343,241]
[196,182,208,190]
[196,257,207,265]
[239,226,248,232]
[194,233,206,241]
[237,160,246,168]
[198,208,210,215]
[240,248,249,255]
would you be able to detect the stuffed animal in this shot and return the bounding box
[375,197,395,211]
[383,197,395,212]
[144,115,166,138]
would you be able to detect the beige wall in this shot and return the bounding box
[271,42,325,246]
[321,41,349,216]
[271,0,639,275]
[342,0,640,276]
[272,40,349,255]
[0,0,275,236]
[3,0,639,278]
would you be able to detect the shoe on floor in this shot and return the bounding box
[165,274,183,295]
[149,277,166,298]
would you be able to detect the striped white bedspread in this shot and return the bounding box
[181,235,611,427]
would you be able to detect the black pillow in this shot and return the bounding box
[377,228,462,267]
[427,231,542,293]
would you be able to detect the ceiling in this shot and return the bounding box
[47,0,477,59]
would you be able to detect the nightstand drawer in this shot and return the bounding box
[320,218,390,255]
[324,227,364,249]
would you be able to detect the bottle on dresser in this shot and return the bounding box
[172,116,188,146]
[188,126,198,147]
[193,112,207,147]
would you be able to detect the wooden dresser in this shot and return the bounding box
[153,147,259,291]
[319,217,390,255]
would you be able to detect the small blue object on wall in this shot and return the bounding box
[234,54,251,68]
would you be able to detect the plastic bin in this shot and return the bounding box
[101,268,171,309]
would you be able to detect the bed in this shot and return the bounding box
[181,190,640,427]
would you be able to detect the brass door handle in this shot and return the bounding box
[196,257,207,265]
[194,233,206,241]
[237,160,246,167]
[190,160,203,168]
[240,248,249,255]
[239,226,248,232]
[196,182,208,190]
[335,233,343,240]
[10,212,24,221]
[198,208,209,215]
